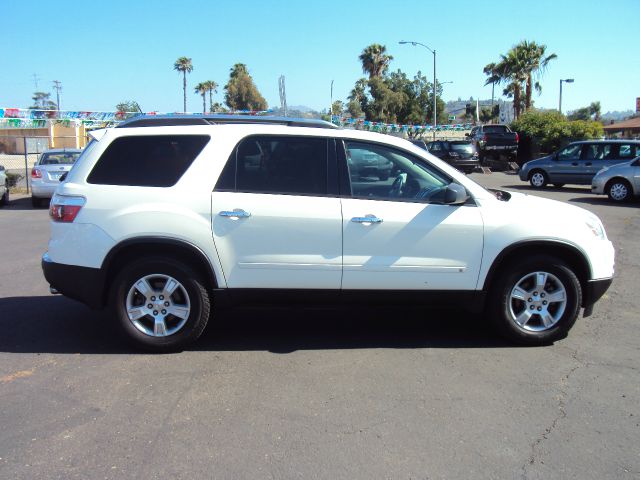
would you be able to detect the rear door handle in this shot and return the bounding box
[352,215,383,224]
[572,162,579,166]
[219,209,251,218]
[585,162,592,166]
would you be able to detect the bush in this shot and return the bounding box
[511,110,604,160]
[6,172,23,188]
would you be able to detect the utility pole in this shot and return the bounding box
[278,75,287,117]
[52,80,62,111]
[32,73,41,90]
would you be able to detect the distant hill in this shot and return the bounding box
[601,110,634,122]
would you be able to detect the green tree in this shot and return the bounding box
[115,101,142,112]
[30,92,57,110]
[359,44,393,79]
[347,99,364,118]
[331,100,344,116]
[204,80,218,112]
[567,101,602,122]
[515,40,557,111]
[173,56,193,113]
[224,63,267,111]
[511,110,603,153]
[194,82,208,113]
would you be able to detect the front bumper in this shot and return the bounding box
[582,277,613,316]
[591,175,607,194]
[42,253,106,309]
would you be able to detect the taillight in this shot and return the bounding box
[49,194,85,223]
[515,133,519,143]
[31,168,42,179]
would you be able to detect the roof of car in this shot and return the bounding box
[569,139,640,144]
[41,148,83,153]
[116,114,339,129]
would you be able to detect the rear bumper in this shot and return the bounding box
[31,184,58,198]
[42,253,105,309]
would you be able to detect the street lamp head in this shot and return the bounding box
[563,78,575,83]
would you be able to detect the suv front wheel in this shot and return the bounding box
[529,170,548,188]
[111,257,211,351]
[489,255,581,345]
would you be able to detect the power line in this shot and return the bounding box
[52,80,63,110]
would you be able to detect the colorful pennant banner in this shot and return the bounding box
[330,115,472,133]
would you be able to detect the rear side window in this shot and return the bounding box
[617,144,637,159]
[87,135,209,187]
[215,135,328,195]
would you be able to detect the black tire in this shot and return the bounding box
[110,257,211,352]
[528,170,548,188]
[552,183,565,188]
[488,255,582,346]
[606,178,632,202]
[0,183,8,207]
[31,196,40,208]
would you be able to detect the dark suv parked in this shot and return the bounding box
[426,140,480,174]
[519,140,640,188]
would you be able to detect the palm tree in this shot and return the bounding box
[194,82,208,113]
[359,44,393,79]
[204,80,218,112]
[173,56,194,113]
[484,49,527,119]
[514,41,557,111]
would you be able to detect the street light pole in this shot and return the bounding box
[400,40,437,140]
[559,78,574,113]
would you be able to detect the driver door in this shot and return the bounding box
[340,141,484,291]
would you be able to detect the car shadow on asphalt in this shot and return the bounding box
[569,196,640,208]
[0,295,511,354]
[2,195,47,211]
[501,184,592,195]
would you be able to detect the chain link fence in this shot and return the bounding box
[0,134,90,192]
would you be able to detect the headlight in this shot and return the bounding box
[585,215,606,240]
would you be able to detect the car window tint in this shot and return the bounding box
[558,144,582,160]
[40,152,81,165]
[618,144,635,159]
[583,144,606,160]
[345,141,450,203]
[87,135,209,187]
[224,136,328,196]
[428,142,442,151]
[482,125,509,134]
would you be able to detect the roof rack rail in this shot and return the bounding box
[116,114,339,129]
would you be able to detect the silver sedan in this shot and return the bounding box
[592,156,640,202]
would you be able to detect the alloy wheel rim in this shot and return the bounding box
[610,183,628,201]
[531,173,545,187]
[125,274,191,337]
[507,271,567,332]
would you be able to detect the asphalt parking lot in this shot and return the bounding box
[1,173,638,479]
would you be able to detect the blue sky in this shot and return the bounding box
[3,0,638,115]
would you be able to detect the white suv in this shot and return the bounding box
[42,115,615,351]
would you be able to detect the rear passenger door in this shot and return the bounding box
[210,135,343,289]
[580,143,612,183]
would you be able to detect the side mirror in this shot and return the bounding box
[0,165,5,172]
[443,183,469,204]
[428,183,469,204]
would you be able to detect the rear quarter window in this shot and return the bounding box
[87,135,209,187]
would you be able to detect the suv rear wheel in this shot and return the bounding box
[0,183,8,206]
[111,257,210,351]
[489,255,581,345]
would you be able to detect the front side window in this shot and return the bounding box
[87,135,209,187]
[345,141,450,203]
[216,136,328,196]
[557,144,582,161]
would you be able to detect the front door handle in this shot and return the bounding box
[352,215,383,224]
[585,162,592,166]
[572,162,579,166]
[219,209,251,218]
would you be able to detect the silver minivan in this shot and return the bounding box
[519,140,640,188]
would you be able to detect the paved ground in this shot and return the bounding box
[1,175,638,479]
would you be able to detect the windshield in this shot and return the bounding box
[450,143,473,153]
[39,151,81,165]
